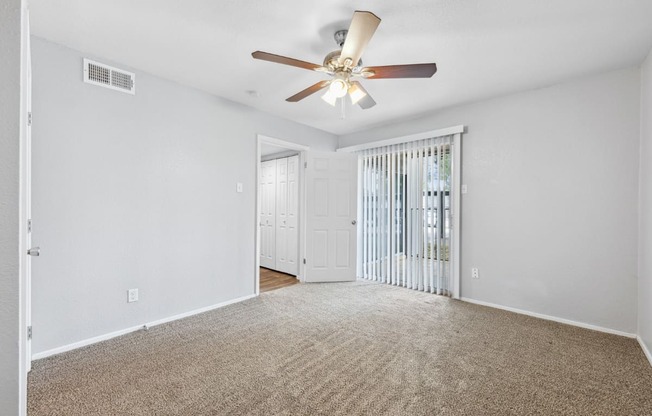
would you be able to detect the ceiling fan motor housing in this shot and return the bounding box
[324,28,364,71]
[323,50,342,69]
[334,30,348,47]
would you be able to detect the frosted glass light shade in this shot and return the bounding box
[329,79,348,98]
[348,83,367,105]
[321,89,337,106]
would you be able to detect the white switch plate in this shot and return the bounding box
[461,184,468,194]
[236,182,243,193]
[128,288,139,303]
[471,268,479,279]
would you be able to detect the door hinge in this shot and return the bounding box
[27,326,32,340]
[27,219,32,233]
[303,258,306,265]
[28,112,32,126]
[304,162,307,169]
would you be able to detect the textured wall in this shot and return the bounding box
[30,37,337,354]
[0,0,23,414]
[340,68,641,334]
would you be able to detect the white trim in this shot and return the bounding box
[32,294,256,360]
[255,134,308,293]
[451,133,462,299]
[336,125,465,153]
[460,297,637,338]
[638,336,652,367]
[258,135,310,151]
[33,326,147,361]
[255,138,261,296]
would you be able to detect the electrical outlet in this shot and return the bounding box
[471,268,479,279]
[128,288,139,303]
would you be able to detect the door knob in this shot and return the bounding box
[351,220,357,225]
[27,247,40,256]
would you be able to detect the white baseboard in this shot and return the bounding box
[32,293,257,360]
[144,294,256,328]
[460,297,637,339]
[32,323,146,361]
[638,336,652,367]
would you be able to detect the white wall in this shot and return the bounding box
[340,69,641,334]
[639,49,652,358]
[0,0,24,414]
[30,37,337,354]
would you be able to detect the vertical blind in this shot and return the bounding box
[358,135,455,296]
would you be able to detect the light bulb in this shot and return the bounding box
[329,79,349,98]
[348,83,367,105]
[321,89,337,106]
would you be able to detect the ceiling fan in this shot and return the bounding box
[252,10,437,109]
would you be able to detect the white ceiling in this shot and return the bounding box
[29,0,652,136]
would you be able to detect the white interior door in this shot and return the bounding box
[275,158,289,271]
[285,155,299,275]
[305,151,358,282]
[275,156,299,276]
[259,160,276,269]
[24,18,33,372]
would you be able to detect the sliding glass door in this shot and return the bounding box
[359,136,454,296]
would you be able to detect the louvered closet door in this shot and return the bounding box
[260,160,276,269]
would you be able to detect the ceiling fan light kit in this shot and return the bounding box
[348,83,366,105]
[321,89,337,106]
[329,75,349,98]
[252,10,438,110]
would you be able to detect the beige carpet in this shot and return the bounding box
[28,280,652,415]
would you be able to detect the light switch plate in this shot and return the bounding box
[236,182,243,193]
[461,184,468,194]
[128,288,139,303]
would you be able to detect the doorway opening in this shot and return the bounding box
[255,135,308,295]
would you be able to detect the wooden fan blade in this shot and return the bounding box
[351,81,376,109]
[286,81,330,102]
[339,11,381,67]
[363,63,437,79]
[252,51,323,71]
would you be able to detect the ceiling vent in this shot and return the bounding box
[83,58,135,95]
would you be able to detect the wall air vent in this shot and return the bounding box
[83,58,135,95]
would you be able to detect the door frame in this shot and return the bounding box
[255,135,309,295]
[337,126,463,299]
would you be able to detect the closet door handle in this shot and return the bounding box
[351,220,357,225]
